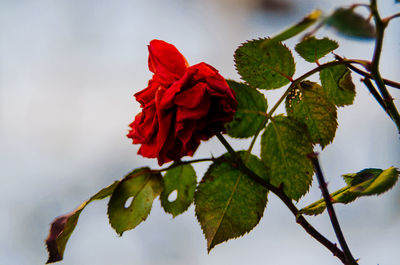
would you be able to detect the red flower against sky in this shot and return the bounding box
[127,40,237,165]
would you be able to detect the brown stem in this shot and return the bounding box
[152,158,215,173]
[370,0,400,134]
[310,153,358,265]
[383,13,400,24]
[334,53,400,89]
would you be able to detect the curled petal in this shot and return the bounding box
[134,79,159,106]
[148,39,189,85]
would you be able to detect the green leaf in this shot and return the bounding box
[319,64,356,106]
[45,181,119,264]
[265,9,323,43]
[108,168,163,235]
[286,81,338,148]
[261,115,313,200]
[234,38,295,90]
[342,168,383,186]
[195,152,269,252]
[300,167,400,215]
[295,37,338,63]
[325,8,376,39]
[160,164,197,217]
[225,80,268,138]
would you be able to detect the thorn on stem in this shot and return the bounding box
[367,13,373,22]
[295,214,301,224]
[384,95,394,102]
[364,62,372,72]
[318,181,328,190]
[327,207,334,218]
[307,152,319,160]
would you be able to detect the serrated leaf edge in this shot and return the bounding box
[300,167,400,216]
[194,154,268,252]
[234,38,295,90]
[160,164,197,218]
[107,168,159,235]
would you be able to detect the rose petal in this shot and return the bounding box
[159,64,217,110]
[176,120,197,145]
[174,82,208,108]
[158,71,191,110]
[127,104,158,143]
[154,88,174,156]
[176,95,211,122]
[148,40,189,85]
[157,131,177,165]
[137,140,159,159]
[190,62,218,82]
[134,78,160,106]
[206,76,234,96]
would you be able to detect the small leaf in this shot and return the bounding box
[295,37,338,63]
[45,181,119,263]
[195,152,269,252]
[299,186,357,215]
[225,80,268,138]
[325,8,376,39]
[160,164,197,217]
[234,38,295,90]
[286,81,338,148]
[265,9,323,43]
[108,168,163,235]
[300,167,400,215]
[342,168,383,186]
[261,115,314,200]
[320,64,356,106]
[350,167,399,196]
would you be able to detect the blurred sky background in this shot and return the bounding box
[0,0,399,264]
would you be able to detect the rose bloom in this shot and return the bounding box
[127,40,237,165]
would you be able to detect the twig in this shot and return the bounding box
[310,153,358,265]
[246,119,267,158]
[349,3,371,10]
[334,54,400,89]
[383,13,400,24]
[370,0,400,133]
[216,133,349,264]
[152,158,215,173]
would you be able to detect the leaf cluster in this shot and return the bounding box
[46,166,195,263]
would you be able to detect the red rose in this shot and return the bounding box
[127,40,237,165]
